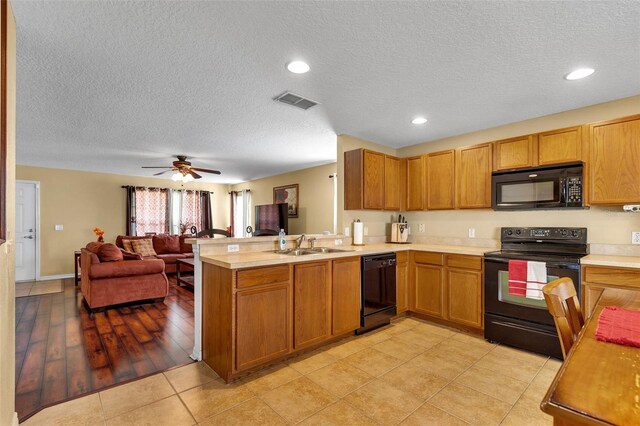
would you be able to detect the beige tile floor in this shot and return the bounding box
[22,317,559,425]
[15,279,64,297]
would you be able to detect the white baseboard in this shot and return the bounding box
[38,273,74,281]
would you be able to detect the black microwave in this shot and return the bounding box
[492,162,584,210]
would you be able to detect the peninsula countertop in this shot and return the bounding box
[199,243,496,269]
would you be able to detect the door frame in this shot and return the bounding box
[16,180,40,281]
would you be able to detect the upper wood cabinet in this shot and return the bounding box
[493,135,536,171]
[345,149,404,211]
[384,155,401,210]
[538,126,585,166]
[589,115,640,205]
[331,257,361,335]
[425,150,455,210]
[406,156,424,211]
[456,143,492,209]
[293,262,331,350]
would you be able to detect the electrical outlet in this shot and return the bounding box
[344,227,350,237]
[363,226,369,236]
[632,232,640,245]
[468,228,476,238]
[418,223,425,233]
[335,239,343,246]
[54,224,63,231]
[227,244,240,252]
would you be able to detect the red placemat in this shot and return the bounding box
[595,306,640,348]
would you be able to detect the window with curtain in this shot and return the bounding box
[230,190,251,237]
[133,187,169,235]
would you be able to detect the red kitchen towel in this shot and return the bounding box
[595,306,640,348]
[508,260,527,297]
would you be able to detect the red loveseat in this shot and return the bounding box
[81,243,169,312]
[115,234,194,274]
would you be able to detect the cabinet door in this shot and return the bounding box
[426,150,455,210]
[538,126,583,165]
[396,252,409,314]
[494,135,535,170]
[447,269,483,329]
[384,155,400,210]
[406,156,424,210]
[456,143,492,209]
[582,284,605,320]
[294,262,331,350]
[236,284,290,371]
[332,257,361,335]
[590,115,640,204]
[414,264,444,318]
[363,150,385,209]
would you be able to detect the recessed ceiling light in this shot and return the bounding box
[286,60,310,74]
[564,68,595,80]
[411,117,428,125]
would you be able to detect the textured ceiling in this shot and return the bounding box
[11,0,640,183]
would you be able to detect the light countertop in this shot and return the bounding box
[200,243,495,269]
[581,254,640,269]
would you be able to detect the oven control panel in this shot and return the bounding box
[501,227,587,243]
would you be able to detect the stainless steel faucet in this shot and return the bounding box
[308,237,316,249]
[296,234,307,249]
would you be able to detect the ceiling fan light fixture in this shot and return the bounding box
[182,173,194,183]
[171,172,182,181]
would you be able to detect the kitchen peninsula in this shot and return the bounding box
[192,236,494,382]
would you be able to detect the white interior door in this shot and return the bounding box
[16,181,37,281]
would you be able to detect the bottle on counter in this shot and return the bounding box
[279,229,286,251]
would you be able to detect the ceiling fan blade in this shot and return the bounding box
[153,169,171,176]
[190,167,221,175]
[189,170,202,179]
[142,166,171,169]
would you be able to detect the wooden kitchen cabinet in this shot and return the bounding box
[332,257,361,335]
[384,155,402,210]
[425,150,455,210]
[589,115,640,205]
[493,135,536,171]
[236,283,291,371]
[456,143,492,209]
[293,261,332,350]
[396,251,409,314]
[446,255,483,329]
[537,126,585,166]
[412,252,445,318]
[344,148,386,210]
[406,156,424,210]
[582,264,640,318]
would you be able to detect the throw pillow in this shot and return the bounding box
[121,249,143,260]
[122,239,134,252]
[97,243,124,262]
[85,242,104,254]
[132,239,157,257]
[152,234,181,254]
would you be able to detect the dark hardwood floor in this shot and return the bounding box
[15,277,195,421]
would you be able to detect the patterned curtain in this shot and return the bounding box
[181,190,202,232]
[134,187,169,235]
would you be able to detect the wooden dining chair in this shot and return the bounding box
[542,277,585,358]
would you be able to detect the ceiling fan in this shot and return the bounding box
[142,155,221,182]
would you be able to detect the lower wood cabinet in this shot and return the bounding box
[582,265,640,318]
[294,262,331,350]
[411,251,483,330]
[332,257,361,335]
[236,283,290,371]
[396,251,409,314]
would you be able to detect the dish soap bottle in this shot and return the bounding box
[278,229,286,251]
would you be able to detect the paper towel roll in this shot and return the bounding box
[353,221,364,245]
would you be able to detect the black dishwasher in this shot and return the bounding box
[356,252,397,334]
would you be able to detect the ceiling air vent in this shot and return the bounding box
[273,91,319,110]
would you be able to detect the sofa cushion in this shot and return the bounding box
[122,239,134,252]
[98,243,124,262]
[132,239,157,257]
[179,235,194,253]
[121,250,143,260]
[89,259,165,279]
[86,242,103,254]
[116,235,152,250]
[156,253,187,264]
[153,234,181,254]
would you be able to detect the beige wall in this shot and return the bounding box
[16,166,231,277]
[1,2,17,424]
[339,95,640,245]
[231,163,336,235]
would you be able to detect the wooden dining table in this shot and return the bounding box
[541,287,640,425]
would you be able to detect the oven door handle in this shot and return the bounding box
[484,257,580,269]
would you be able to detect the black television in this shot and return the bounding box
[254,203,288,235]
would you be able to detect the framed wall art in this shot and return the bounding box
[273,184,299,218]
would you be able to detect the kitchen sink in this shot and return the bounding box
[270,247,353,256]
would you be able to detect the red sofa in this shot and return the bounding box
[115,234,194,274]
[81,243,169,311]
